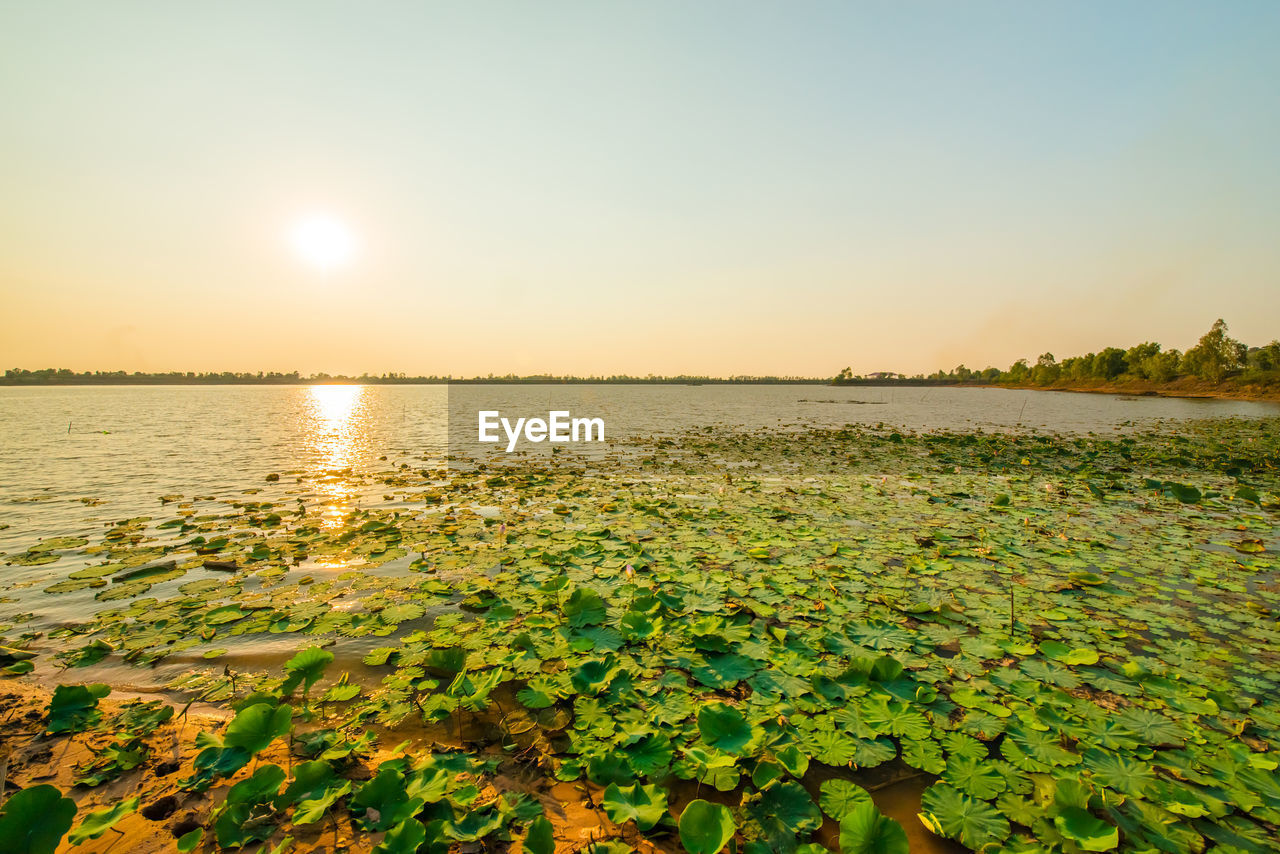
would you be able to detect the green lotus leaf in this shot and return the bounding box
[1040,640,1100,665]
[524,816,555,854]
[819,779,872,820]
[901,737,946,774]
[623,734,674,775]
[351,769,425,831]
[698,702,753,755]
[214,764,287,847]
[943,755,1007,799]
[839,801,909,854]
[756,780,822,835]
[176,828,203,852]
[444,807,505,841]
[205,605,248,624]
[563,587,607,627]
[374,819,427,854]
[1083,748,1154,797]
[571,656,620,695]
[223,702,293,755]
[45,683,110,734]
[918,783,1010,848]
[0,646,36,665]
[1053,807,1119,851]
[678,800,736,854]
[602,782,668,830]
[862,698,931,740]
[67,797,139,844]
[282,645,334,696]
[0,784,78,854]
[1165,482,1201,503]
[775,745,810,778]
[278,759,338,805]
[691,653,756,688]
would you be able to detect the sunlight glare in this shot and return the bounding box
[304,384,368,530]
[290,213,358,271]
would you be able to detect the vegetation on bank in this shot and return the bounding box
[835,319,1280,394]
[8,321,1275,400]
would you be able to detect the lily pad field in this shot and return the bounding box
[3,416,1280,854]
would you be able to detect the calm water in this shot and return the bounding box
[3,383,1278,550]
[2,383,1278,629]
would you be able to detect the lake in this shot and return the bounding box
[3,383,1277,630]
[2,384,1277,853]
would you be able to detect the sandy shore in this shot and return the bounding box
[0,678,661,854]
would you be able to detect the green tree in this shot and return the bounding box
[1142,349,1182,383]
[1091,348,1127,380]
[1247,341,1280,372]
[1032,353,1059,385]
[1124,342,1161,379]
[1183,319,1245,383]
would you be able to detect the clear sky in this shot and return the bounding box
[2,2,1277,377]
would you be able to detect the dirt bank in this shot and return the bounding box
[985,377,1280,402]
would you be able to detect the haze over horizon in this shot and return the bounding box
[3,2,1278,378]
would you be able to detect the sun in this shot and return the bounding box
[289,213,358,272]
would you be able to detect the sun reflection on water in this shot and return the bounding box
[303,384,371,530]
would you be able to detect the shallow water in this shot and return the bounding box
[3,383,1276,544]
[2,383,1277,628]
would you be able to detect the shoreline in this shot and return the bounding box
[978,379,1280,403]
[3,378,1278,402]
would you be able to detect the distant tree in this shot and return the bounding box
[1068,354,1097,382]
[1142,349,1182,383]
[1182,319,1246,383]
[1032,353,1060,385]
[1006,359,1030,382]
[1091,348,1127,380]
[1247,341,1280,372]
[1124,342,1161,379]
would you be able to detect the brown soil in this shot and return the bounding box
[986,377,1280,402]
[0,679,664,854]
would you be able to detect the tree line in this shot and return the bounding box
[0,369,820,386]
[834,319,1279,388]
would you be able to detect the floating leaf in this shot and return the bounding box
[679,800,736,854]
[819,779,872,821]
[697,702,752,755]
[1054,807,1119,851]
[839,801,909,854]
[602,782,668,830]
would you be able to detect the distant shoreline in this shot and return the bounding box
[839,376,1280,402]
[0,377,826,387]
[3,375,1278,402]
[979,379,1280,403]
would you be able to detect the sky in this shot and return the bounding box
[2,2,1278,378]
